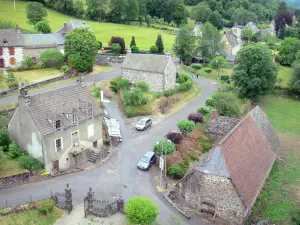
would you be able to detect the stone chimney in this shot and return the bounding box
[19,83,28,98]
[210,109,217,120]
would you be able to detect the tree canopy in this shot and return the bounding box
[26,2,47,25]
[173,25,196,60]
[278,37,300,66]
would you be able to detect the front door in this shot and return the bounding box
[53,160,59,172]
[72,131,79,146]
[0,59,4,68]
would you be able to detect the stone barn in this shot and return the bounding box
[170,106,281,224]
[121,53,176,92]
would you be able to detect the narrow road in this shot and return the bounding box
[0,66,219,224]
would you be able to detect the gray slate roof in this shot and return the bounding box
[0,29,23,47]
[260,28,274,36]
[226,54,236,62]
[26,84,102,136]
[56,20,90,34]
[122,54,171,74]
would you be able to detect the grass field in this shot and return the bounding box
[277,66,293,88]
[0,0,175,51]
[0,157,26,178]
[14,68,62,83]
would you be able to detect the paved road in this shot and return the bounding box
[0,66,219,224]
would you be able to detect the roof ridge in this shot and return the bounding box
[29,83,82,98]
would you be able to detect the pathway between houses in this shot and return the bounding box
[0,66,219,225]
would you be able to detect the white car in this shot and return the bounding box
[135,118,152,131]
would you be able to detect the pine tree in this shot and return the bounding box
[155,34,164,53]
[130,36,136,47]
[278,18,287,40]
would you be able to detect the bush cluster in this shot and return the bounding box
[177,120,195,135]
[40,49,64,68]
[110,36,126,54]
[197,107,209,116]
[36,200,55,215]
[166,132,183,144]
[168,164,185,178]
[187,113,203,123]
[111,43,121,54]
[18,155,43,171]
[136,81,149,92]
[204,68,212,73]
[220,74,230,83]
[199,139,213,153]
[153,140,175,155]
[191,63,202,70]
[163,73,193,97]
[7,142,24,159]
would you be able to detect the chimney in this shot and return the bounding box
[19,83,30,103]
[210,109,217,120]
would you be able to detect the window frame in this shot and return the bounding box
[9,47,14,55]
[55,137,63,152]
[71,130,80,146]
[55,120,61,131]
[0,48,3,56]
[10,57,16,65]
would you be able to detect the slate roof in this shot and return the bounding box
[197,106,281,210]
[260,28,274,36]
[122,54,171,74]
[56,20,90,34]
[226,54,236,62]
[0,29,23,47]
[245,22,259,33]
[205,116,240,140]
[25,84,102,136]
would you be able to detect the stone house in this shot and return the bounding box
[170,106,281,224]
[245,22,259,34]
[8,82,103,173]
[56,20,90,36]
[121,53,176,92]
[221,24,244,57]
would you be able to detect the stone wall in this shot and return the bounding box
[23,48,50,60]
[174,171,246,224]
[96,55,125,66]
[122,68,165,92]
[164,58,176,90]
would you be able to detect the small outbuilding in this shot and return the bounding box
[121,53,176,92]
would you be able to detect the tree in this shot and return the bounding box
[54,0,74,15]
[155,34,164,53]
[125,197,158,225]
[291,208,300,225]
[232,44,278,101]
[241,28,253,42]
[232,8,258,25]
[191,2,212,23]
[126,0,139,22]
[213,92,241,118]
[278,18,287,40]
[146,15,152,27]
[130,36,136,48]
[26,2,47,25]
[139,0,147,18]
[278,38,300,66]
[40,49,64,67]
[86,0,109,21]
[122,88,148,106]
[249,3,266,21]
[208,56,228,69]
[274,1,293,35]
[110,36,126,54]
[154,140,175,155]
[35,20,51,34]
[73,0,85,18]
[138,15,143,26]
[205,97,215,108]
[208,10,223,30]
[108,0,125,23]
[173,25,196,61]
[177,120,195,134]
[173,3,185,27]
[286,27,299,38]
[65,28,98,72]
[199,22,223,61]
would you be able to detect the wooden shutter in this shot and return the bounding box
[9,48,14,55]
[10,57,16,65]
[0,48,3,56]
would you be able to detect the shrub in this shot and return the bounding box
[187,113,203,123]
[40,49,64,68]
[131,45,139,53]
[150,45,158,53]
[7,142,23,159]
[177,120,195,135]
[191,63,202,70]
[124,106,137,118]
[136,81,149,92]
[0,128,11,152]
[24,57,34,69]
[111,43,121,54]
[36,200,55,215]
[176,73,191,84]
[97,40,102,49]
[199,139,213,153]
[204,68,212,73]
[125,197,158,225]
[291,208,300,225]
[60,65,71,73]
[205,98,215,108]
[163,89,177,97]
[122,88,148,106]
[168,164,185,178]
[177,79,192,92]
[213,92,241,118]
[154,140,175,155]
[197,107,209,116]
[33,62,43,69]
[34,20,51,34]
[117,78,129,90]
[0,148,6,165]
[18,155,43,171]
[109,79,119,93]
[7,72,18,89]
[0,20,16,29]
[166,132,183,144]
[110,36,126,54]
[220,74,230,83]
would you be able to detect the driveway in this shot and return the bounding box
[0,66,219,224]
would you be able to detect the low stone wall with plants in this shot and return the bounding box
[95,55,125,65]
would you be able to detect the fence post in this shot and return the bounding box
[30,194,32,203]
[87,187,95,216]
[65,183,73,214]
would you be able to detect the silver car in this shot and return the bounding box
[135,118,152,131]
[137,151,157,171]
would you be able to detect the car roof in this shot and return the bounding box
[144,151,155,158]
[140,117,151,121]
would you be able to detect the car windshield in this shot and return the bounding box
[141,156,150,163]
[138,120,146,125]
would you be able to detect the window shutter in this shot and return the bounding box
[9,48,14,55]
[10,57,16,65]
[0,48,2,56]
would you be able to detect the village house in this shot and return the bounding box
[8,81,103,173]
[169,106,281,224]
[121,53,176,92]
[0,20,88,69]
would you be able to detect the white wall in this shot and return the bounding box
[1,47,24,68]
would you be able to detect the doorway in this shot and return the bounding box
[201,202,216,216]
[53,160,59,172]
[93,141,97,148]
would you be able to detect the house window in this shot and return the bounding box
[9,47,14,55]
[55,138,63,151]
[71,131,79,146]
[55,120,61,131]
[72,114,77,124]
[88,124,94,137]
[0,48,2,56]
[10,57,16,65]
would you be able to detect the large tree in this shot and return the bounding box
[86,0,109,21]
[274,1,293,35]
[173,3,185,27]
[278,18,287,40]
[126,0,139,22]
[208,10,223,30]
[199,22,223,61]
[278,37,300,66]
[155,34,164,53]
[232,44,278,101]
[35,20,51,34]
[232,8,258,25]
[191,2,212,23]
[26,2,47,25]
[65,28,98,72]
[249,3,266,21]
[173,25,196,60]
[108,0,125,23]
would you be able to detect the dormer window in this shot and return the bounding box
[72,114,77,124]
[55,120,61,130]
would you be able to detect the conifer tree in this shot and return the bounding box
[155,34,164,53]
[130,36,136,47]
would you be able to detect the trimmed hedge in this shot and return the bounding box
[40,49,64,68]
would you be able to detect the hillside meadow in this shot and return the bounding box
[0,0,176,50]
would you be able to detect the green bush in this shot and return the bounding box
[36,200,55,215]
[0,128,11,152]
[18,155,43,171]
[154,140,175,155]
[34,20,51,34]
[97,40,102,49]
[291,208,300,225]
[33,62,43,69]
[7,142,24,159]
[7,72,18,89]
[117,78,129,90]
[131,45,139,53]
[204,68,212,73]
[176,73,191,84]
[40,49,64,68]
[191,63,202,70]
[60,65,71,73]
[110,80,119,93]
[197,107,209,116]
[213,92,241,118]
[125,197,158,225]
[177,120,195,135]
[150,45,158,53]
[163,89,177,97]
[220,74,230,82]
[111,43,121,54]
[199,139,213,153]
[168,164,185,178]
[136,81,149,92]
[122,88,148,106]
[205,98,215,108]
[177,79,192,92]
[124,106,137,118]
[208,56,228,70]
[24,57,34,69]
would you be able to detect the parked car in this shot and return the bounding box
[137,151,157,171]
[135,118,152,131]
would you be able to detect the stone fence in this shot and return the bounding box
[96,55,125,66]
[53,183,73,214]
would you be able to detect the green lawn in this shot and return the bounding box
[277,66,293,88]
[0,0,175,51]
[14,68,62,83]
[0,158,27,178]
[262,95,300,135]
